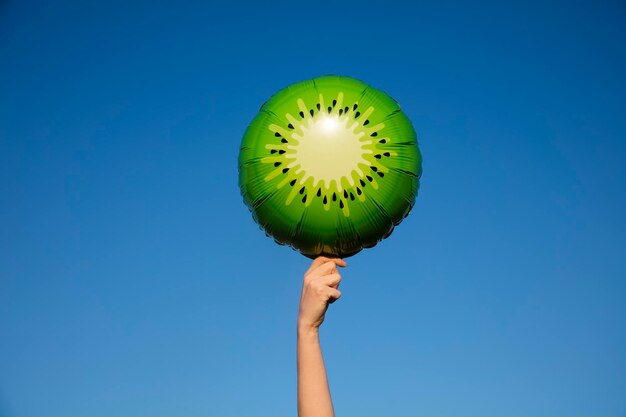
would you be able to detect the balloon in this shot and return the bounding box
[239,75,422,258]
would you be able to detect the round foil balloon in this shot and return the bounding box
[239,75,422,258]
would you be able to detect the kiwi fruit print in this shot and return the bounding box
[239,75,422,258]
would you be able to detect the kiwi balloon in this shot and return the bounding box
[239,75,422,258]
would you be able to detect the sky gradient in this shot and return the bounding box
[1,1,625,416]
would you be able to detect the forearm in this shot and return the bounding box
[297,327,334,417]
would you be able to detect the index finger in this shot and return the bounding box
[305,256,346,275]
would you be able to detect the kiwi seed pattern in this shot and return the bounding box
[239,75,422,258]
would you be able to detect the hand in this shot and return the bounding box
[298,256,346,335]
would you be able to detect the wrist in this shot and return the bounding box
[297,322,320,339]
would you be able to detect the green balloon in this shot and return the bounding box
[239,75,422,258]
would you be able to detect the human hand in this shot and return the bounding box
[297,257,346,335]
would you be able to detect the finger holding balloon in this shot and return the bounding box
[304,257,346,279]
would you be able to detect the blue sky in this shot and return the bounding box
[1,1,625,416]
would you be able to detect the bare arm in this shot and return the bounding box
[297,257,346,417]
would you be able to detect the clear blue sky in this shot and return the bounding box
[1,1,625,416]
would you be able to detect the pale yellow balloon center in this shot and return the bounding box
[289,115,370,189]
